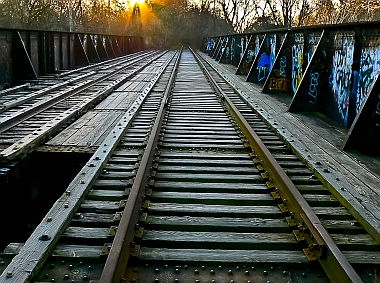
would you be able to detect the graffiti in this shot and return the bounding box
[330,38,355,126]
[269,36,276,71]
[279,56,287,77]
[269,77,289,91]
[255,36,260,55]
[308,71,319,104]
[292,44,303,94]
[257,53,270,81]
[356,45,380,114]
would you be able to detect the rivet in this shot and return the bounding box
[69,264,73,269]
[0,261,5,266]
[44,273,49,278]
[302,272,307,277]
[201,265,206,270]
[211,280,216,283]
[245,270,249,275]
[210,269,215,275]
[195,280,200,283]
[88,265,93,270]
[165,265,169,269]
[49,263,55,268]
[154,279,159,283]
[270,266,274,270]
[218,265,222,270]
[155,268,159,273]
[6,272,13,278]
[175,268,180,273]
[228,270,233,275]
[174,279,180,283]
[183,265,188,269]
[64,274,69,280]
[251,266,255,270]
[39,234,51,241]
[236,266,240,270]
[145,264,149,268]
[194,269,199,274]
[64,203,69,208]
[230,280,234,283]
[263,270,268,275]
[83,275,88,280]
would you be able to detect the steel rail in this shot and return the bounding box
[0,51,165,161]
[190,47,363,283]
[0,51,176,283]
[99,48,183,283]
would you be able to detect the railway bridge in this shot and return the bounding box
[0,23,379,283]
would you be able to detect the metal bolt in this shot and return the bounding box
[44,273,49,278]
[47,217,52,222]
[194,269,199,274]
[245,270,249,275]
[88,265,92,270]
[6,272,13,278]
[64,274,69,280]
[218,265,222,270]
[175,268,180,273]
[201,265,206,270]
[69,264,73,269]
[64,203,69,208]
[270,266,274,270]
[155,268,159,273]
[49,263,55,268]
[302,272,307,277]
[183,265,188,269]
[154,279,159,283]
[228,270,233,275]
[251,266,255,270]
[0,261,4,266]
[174,279,180,283]
[236,266,240,270]
[210,269,215,275]
[145,264,149,268]
[283,270,287,275]
[263,270,268,275]
[165,265,169,269]
[40,234,51,241]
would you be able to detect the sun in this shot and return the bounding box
[130,0,145,6]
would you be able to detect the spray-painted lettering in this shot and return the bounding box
[292,44,303,94]
[330,38,354,126]
[269,77,289,91]
[279,56,286,77]
[308,71,319,104]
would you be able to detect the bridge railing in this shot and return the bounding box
[202,22,380,155]
[0,28,144,88]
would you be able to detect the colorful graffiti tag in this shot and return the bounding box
[330,37,355,126]
[356,45,380,114]
[292,44,303,95]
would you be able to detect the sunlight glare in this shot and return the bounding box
[130,0,145,6]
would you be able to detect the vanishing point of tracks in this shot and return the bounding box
[0,49,379,283]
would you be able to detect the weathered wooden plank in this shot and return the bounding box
[80,200,122,212]
[331,234,380,250]
[92,180,129,190]
[156,166,258,174]
[148,203,282,218]
[71,213,116,225]
[145,215,290,232]
[87,189,125,201]
[342,251,380,264]
[142,231,299,249]
[62,227,109,239]
[139,248,308,264]
[153,181,269,193]
[151,192,274,205]
[154,173,263,183]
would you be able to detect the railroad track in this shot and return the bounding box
[0,50,163,159]
[0,49,379,283]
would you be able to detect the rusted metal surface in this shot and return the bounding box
[192,47,363,283]
[203,22,380,155]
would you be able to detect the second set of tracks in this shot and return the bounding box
[0,49,379,283]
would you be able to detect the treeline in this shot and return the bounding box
[0,0,379,48]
